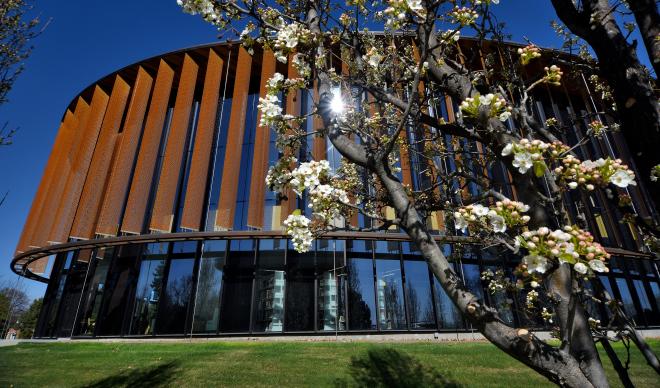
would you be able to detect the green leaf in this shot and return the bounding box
[533,161,547,177]
[560,253,576,264]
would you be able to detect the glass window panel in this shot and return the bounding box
[252,239,285,332]
[157,242,196,334]
[433,276,464,329]
[285,242,315,331]
[404,261,435,330]
[41,252,73,337]
[632,280,656,325]
[376,257,406,330]
[347,242,377,330]
[219,240,255,332]
[129,243,168,335]
[97,244,141,336]
[317,240,347,331]
[55,250,93,337]
[650,282,660,311]
[615,278,639,323]
[192,240,226,334]
[253,270,285,332]
[75,248,115,336]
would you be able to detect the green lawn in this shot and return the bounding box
[1,339,658,387]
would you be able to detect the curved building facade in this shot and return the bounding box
[12,41,660,338]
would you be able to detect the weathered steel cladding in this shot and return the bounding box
[96,67,154,237]
[180,49,224,231]
[70,76,131,240]
[215,47,253,230]
[247,50,276,230]
[121,59,175,234]
[150,53,199,233]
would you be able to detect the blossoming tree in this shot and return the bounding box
[178,0,658,386]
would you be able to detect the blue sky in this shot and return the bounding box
[0,1,649,301]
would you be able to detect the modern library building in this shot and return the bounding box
[10,39,660,338]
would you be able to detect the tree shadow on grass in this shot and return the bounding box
[82,360,179,388]
[335,348,462,388]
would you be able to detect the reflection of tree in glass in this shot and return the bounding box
[347,260,372,330]
[382,278,404,329]
[407,286,420,326]
[166,274,193,308]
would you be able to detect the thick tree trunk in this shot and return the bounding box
[628,0,660,77]
[551,0,660,215]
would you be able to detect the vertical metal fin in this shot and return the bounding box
[150,53,199,233]
[96,67,154,236]
[120,60,175,234]
[214,47,253,230]
[48,86,110,244]
[70,75,131,239]
[246,50,276,229]
[180,49,224,231]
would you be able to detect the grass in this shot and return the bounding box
[0,339,658,387]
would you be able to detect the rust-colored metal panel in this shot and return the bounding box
[246,50,276,229]
[150,54,199,232]
[48,86,110,244]
[70,75,131,239]
[96,66,154,236]
[16,109,76,254]
[280,57,300,225]
[31,98,90,248]
[214,47,253,230]
[121,60,175,234]
[180,49,224,231]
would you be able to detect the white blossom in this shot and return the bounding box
[573,262,588,274]
[523,254,550,274]
[512,151,533,174]
[489,214,507,233]
[609,169,636,188]
[589,260,609,273]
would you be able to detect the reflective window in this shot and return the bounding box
[650,282,660,311]
[632,280,655,325]
[220,240,255,332]
[615,278,639,323]
[347,241,377,330]
[41,252,74,337]
[157,242,196,334]
[56,249,92,337]
[433,276,464,329]
[253,240,285,332]
[192,240,226,334]
[75,248,115,336]
[285,241,315,331]
[403,260,435,330]
[375,242,406,330]
[317,240,346,331]
[97,244,141,336]
[129,243,167,335]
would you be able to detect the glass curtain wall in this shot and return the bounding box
[220,240,255,332]
[157,242,197,334]
[253,239,285,332]
[74,247,115,336]
[346,240,377,330]
[374,241,406,330]
[129,243,168,335]
[192,240,227,334]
